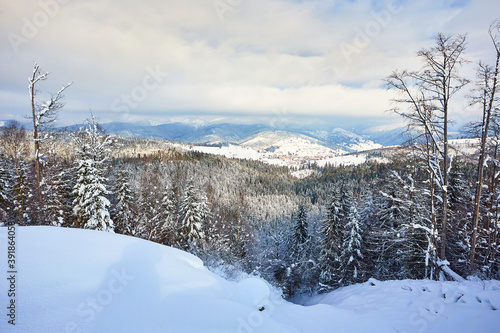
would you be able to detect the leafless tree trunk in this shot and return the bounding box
[470,21,500,274]
[385,34,468,277]
[28,63,72,225]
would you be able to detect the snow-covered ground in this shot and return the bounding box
[189,144,389,169]
[1,227,499,333]
[188,142,341,168]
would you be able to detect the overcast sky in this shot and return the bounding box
[1,0,499,127]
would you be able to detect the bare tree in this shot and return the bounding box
[0,121,30,163]
[28,63,72,225]
[470,21,500,274]
[385,33,468,278]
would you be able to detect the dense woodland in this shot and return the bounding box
[1,25,500,298]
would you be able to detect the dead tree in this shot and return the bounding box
[28,63,72,225]
[385,33,468,278]
[470,21,500,274]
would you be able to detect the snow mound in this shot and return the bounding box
[234,278,271,308]
[1,227,499,333]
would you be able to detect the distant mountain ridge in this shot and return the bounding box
[0,119,408,150]
[96,122,394,152]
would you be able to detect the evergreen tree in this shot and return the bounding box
[113,167,136,235]
[253,217,293,295]
[43,156,68,227]
[318,186,344,292]
[447,165,472,276]
[0,155,12,223]
[292,203,309,260]
[369,185,407,280]
[358,188,376,229]
[284,204,310,297]
[179,180,209,250]
[138,184,163,241]
[12,160,32,225]
[135,164,162,241]
[159,186,177,246]
[339,205,364,286]
[72,117,113,232]
[369,171,430,280]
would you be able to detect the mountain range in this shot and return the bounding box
[0,119,407,152]
[96,121,407,151]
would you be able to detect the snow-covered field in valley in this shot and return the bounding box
[1,227,499,333]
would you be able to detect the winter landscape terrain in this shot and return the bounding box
[2,1,500,332]
[1,227,499,333]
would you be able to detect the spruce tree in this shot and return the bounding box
[0,155,12,224]
[318,186,344,292]
[72,117,113,232]
[339,205,364,286]
[138,185,162,241]
[292,203,309,260]
[43,158,67,227]
[446,165,471,276]
[179,180,208,250]
[12,160,31,225]
[113,168,136,235]
[159,186,177,246]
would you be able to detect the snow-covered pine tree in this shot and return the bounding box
[358,188,376,228]
[318,185,344,292]
[138,184,162,241]
[339,205,364,286]
[446,165,472,277]
[253,217,293,295]
[284,204,308,297]
[44,174,66,227]
[369,173,407,280]
[292,203,309,261]
[159,186,177,246]
[12,160,32,225]
[43,152,68,227]
[72,117,113,232]
[0,154,12,223]
[368,170,430,280]
[286,203,320,297]
[179,180,209,251]
[112,167,136,235]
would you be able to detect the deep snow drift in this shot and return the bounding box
[0,226,499,333]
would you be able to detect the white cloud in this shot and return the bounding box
[0,0,498,125]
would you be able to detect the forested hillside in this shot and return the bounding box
[1,115,498,299]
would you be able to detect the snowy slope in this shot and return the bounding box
[240,131,333,149]
[1,227,499,333]
[188,131,347,169]
[303,278,500,333]
[239,131,345,166]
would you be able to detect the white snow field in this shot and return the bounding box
[1,226,500,333]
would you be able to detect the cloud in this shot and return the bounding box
[0,0,498,125]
